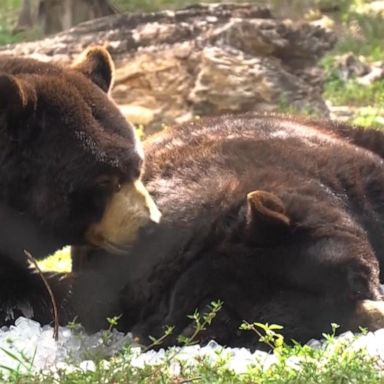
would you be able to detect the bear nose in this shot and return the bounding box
[139,220,159,239]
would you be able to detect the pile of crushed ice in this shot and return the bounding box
[1,317,384,376]
[0,317,134,373]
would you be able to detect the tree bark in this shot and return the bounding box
[15,0,117,35]
[14,0,34,32]
[40,0,117,34]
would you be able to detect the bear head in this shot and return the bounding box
[219,188,384,332]
[131,187,384,346]
[0,47,160,259]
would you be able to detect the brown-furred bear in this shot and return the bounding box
[70,113,384,348]
[0,47,160,325]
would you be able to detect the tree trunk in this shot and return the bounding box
[14,0,34,32]
[15,0,117,35]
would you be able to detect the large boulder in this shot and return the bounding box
[2,3,336,132]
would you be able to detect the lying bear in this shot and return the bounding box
[71,113,384,348]
[0,47,160,325]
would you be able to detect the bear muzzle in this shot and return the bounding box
[349,299,384,331]
[85,180,161,253]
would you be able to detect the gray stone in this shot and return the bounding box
[1,3,336,132]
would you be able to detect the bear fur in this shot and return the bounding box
[71,114,384,348]
[0,47,159,325]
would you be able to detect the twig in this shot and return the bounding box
[24,250,59,340]
[178,378,201,384]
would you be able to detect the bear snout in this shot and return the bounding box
[349,300,384,331]
[346,259,382,301]
[85,180,161,252]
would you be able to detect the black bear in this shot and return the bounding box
[0,47,160,325]
[71,114,384,348]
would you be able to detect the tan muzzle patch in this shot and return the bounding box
[86,180,161,253]
[350,299,384,330]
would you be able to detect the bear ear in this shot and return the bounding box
[72,46,115,93]
[0,74,28,115]
[0,74,36,134]
[0,74,37,141]
[245,190,290,243]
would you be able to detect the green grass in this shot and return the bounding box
[336,10,384,61]
[319,1,384,126]
[0,0,43,45]
[38,247,71,273]
[323,69,384,108]
[0,328,382,384]
[0,0,22,45]
[0,30,22,46]
[320,1,384,89]
[350,107,384,127]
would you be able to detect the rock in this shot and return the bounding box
[118,105,156,126]
[1,3,336,133]
[335,53,371,80]
[357,64,384,86]
[327,104,356,121]
[334,53,384,86]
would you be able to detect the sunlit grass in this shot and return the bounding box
[37,246,71,273]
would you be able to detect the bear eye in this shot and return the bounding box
[95,175,111,188]
[133,168,141,179]
[95,175,120,191]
